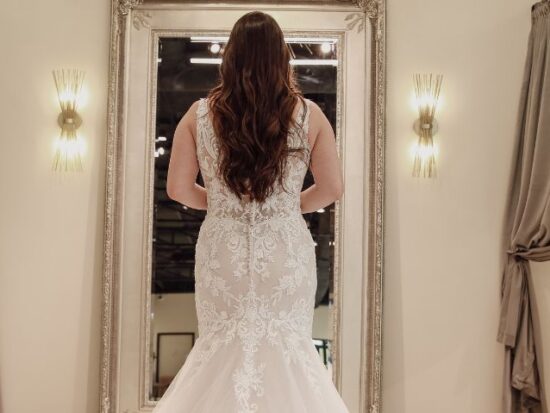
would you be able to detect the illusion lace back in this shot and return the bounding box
[152,97,350,413]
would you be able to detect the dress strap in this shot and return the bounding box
[297,98,312,153]
[195,97,208,153]
[301,98,311,137]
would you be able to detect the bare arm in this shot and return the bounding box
[166,100,208,210]
[300,101,344,214]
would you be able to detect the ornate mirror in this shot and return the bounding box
[100,1,385,412]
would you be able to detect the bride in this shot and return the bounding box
[161,10,347,413]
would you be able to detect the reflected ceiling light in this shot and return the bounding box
[190,35,338,45]
[190,36,228,43]
[156,136,167,142]
[316,208,325,213]
[320,42,332,53]
[210,43,221,54]
[286,37,337,44]
[290,59,337,66]
[154,147,166,157]
[190,57,222,64]
[190,57,337,66]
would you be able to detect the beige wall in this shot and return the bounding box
[0,1,548,413]
[0,1,110,413]
[383,0,549,412]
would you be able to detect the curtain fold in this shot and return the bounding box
[498,1,550,412]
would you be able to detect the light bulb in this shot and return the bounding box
[210,43,221,54]
[320,42,331,54]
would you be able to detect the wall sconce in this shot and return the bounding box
[412,73,443,178]
[52,68,86,172]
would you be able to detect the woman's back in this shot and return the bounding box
[168,95,343,215]
[195,96,313,221]
[154,96,350,413]
[161,10,347,413]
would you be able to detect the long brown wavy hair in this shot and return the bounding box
[206,11,309,203]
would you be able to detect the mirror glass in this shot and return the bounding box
[148,34,339,401]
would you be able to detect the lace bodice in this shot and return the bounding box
[195,97,312,224]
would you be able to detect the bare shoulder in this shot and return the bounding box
[174,99,202,144]
[179,99,201,125]
[186,99,202,125]
[306,99,332,148]
[307,99,329,129]
[189,99,202,119]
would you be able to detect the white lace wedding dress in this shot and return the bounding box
[152,97,350,413]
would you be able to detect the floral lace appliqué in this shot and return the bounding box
[191,97,320,412]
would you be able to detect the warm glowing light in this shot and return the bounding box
[52,134,86,171]
[411,139,439,178]
[52,69,86,172]
[53,134,87,154]
[411,73,443,178]
[410,140,439,158]
[54,85,89,110]
[57,90,78,105]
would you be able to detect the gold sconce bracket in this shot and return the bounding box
[413,118,438,136]
[57,110,83,132]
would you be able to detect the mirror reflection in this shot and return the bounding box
[149,34,339,401]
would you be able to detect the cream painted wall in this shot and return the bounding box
[383,1,549,412]
[0,1,110,413]
[1,1,549,413]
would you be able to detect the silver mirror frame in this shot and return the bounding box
[100,1,386,412]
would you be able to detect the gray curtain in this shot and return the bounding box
[497,1,550,412]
